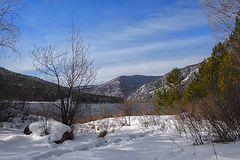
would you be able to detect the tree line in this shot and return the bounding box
[154,0,240,144]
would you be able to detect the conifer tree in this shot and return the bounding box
[154,68,182,113]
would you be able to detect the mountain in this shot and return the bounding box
[0,67,123,103]
[88,75,160,98]
[0,62,199,102]
[88,64,199,102]
[128,64,199,102]
[0,67,59,101]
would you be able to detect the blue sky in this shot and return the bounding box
[0,0,216,83]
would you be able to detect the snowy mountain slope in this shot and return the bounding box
[88,75,160,98]
[128,64,199,102]
[1,115,240,160]
[88,64,199,102]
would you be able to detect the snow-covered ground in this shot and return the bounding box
[1,115,240,160]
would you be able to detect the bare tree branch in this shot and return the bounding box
[0,0,23,55]
[202,0,240,39]
[30,22,98,126]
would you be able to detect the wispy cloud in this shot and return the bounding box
[88,9,207,43]
[0,2,214,84]
[0,56,33,73]
[96,55,206,83]
[93,35,213,59]
[83,8,215,83]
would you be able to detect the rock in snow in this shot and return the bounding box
[1,115,240,160]
[23,126,32,135]
[28,119,72,142]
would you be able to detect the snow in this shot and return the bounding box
[0,115,240,160]
[29,120,71,142]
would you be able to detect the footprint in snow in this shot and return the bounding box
[113,138,121,144]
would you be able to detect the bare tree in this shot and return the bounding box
[0,0,22,54]
[31,22,97,126]
[202,0,240,70]
[202,0,240,39]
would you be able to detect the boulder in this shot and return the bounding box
[98,130,107,138]
[23,126,32,135]
[54,131,73,144]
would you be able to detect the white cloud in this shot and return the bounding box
[85,8,214,83]
[0,7,214,84]
[119,11,205,38]
[96,55,206,83]
[93,35,213,59]
[89,9,207,43]
[0,56,33,73]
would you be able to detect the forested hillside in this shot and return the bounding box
[0,67,123,103]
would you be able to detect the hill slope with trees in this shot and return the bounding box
[0,67,122,103]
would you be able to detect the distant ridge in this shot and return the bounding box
[88,75,160,98]
[0,63,199,102]
[0,67,122,103]
[129,64,199,102]
[88,63,199,102]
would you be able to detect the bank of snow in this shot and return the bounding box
[1,115,240,160]
[29,120,71,142]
